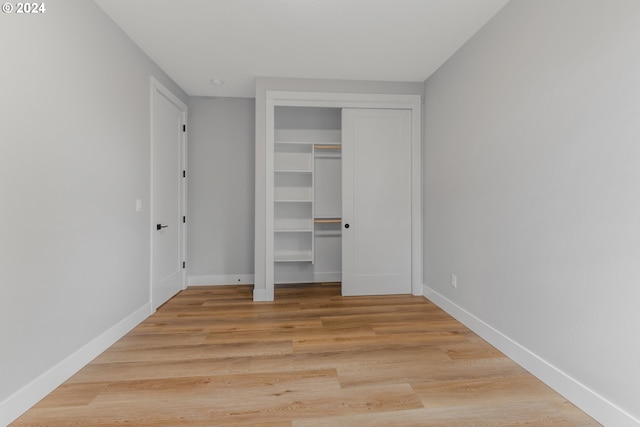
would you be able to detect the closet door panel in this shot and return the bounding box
[342,109,412,296]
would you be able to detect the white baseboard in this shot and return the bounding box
[422,284,640,427]
[252,273,341,302]
[187,274,254,286]
[0,303,152,427]
[274,271,341,284]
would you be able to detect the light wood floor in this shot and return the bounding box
[13,283,600,426]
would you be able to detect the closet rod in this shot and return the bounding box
[314,145,341,150]
[314,219,342,223]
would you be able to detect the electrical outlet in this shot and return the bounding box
[451,274,457,288]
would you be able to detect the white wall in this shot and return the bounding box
[187,97,255,285]
[0,1,187,424]
[423,1,640,425]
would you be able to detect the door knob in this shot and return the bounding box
[344,223,350,229]
[156,224,169,230]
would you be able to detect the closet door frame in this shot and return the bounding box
[256,91,422,302]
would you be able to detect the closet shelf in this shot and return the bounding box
[275,141,313,145]
[274,251,313,262]
[275,199,312,203]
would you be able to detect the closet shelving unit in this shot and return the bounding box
[274,140,314,262]
[273,128,341,266]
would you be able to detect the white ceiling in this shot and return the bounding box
[94,0,509,98]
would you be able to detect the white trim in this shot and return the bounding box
[188,274,255,286]
[422,284,640,427]
[149,77,188,311]
[266,91,420,105]
[151,77,188,112]
[253,288,269,302]
[187,273,342,287]
[258,90,422,301]
[274,271,342,284]
[410,103,423,296]
[0,303,151,427]
[265,91,422,110]
[264,99,275,302]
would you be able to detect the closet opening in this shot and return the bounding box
[255,89,422,302]
[273,106,342,285]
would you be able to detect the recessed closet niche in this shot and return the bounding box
[273,106,342,284]
[254,89,422,302]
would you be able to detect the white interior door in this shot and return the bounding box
[151,80,186,309]
[342,108,412,296]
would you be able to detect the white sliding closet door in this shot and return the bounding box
[342,109,412,296]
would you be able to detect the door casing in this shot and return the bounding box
[256,91,422,301]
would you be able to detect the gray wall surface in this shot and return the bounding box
[423,0,640,423]
[0,0,187,419]
[187,97,255,280]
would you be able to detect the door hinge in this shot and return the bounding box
[183,216,186,223]
[183,124,186,132]
[183,170,186,178]
[182,261,186,269]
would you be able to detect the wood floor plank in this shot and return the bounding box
[437,340,506,360]
[292,402,593,427]
[248,346,452,376]
[337,357,527,388]
[11,283,600,426]
[203,323,376,346]
[92,341,293,364]
[109,331,208,349]
[66,357,253,383]
[412,375,564,408]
